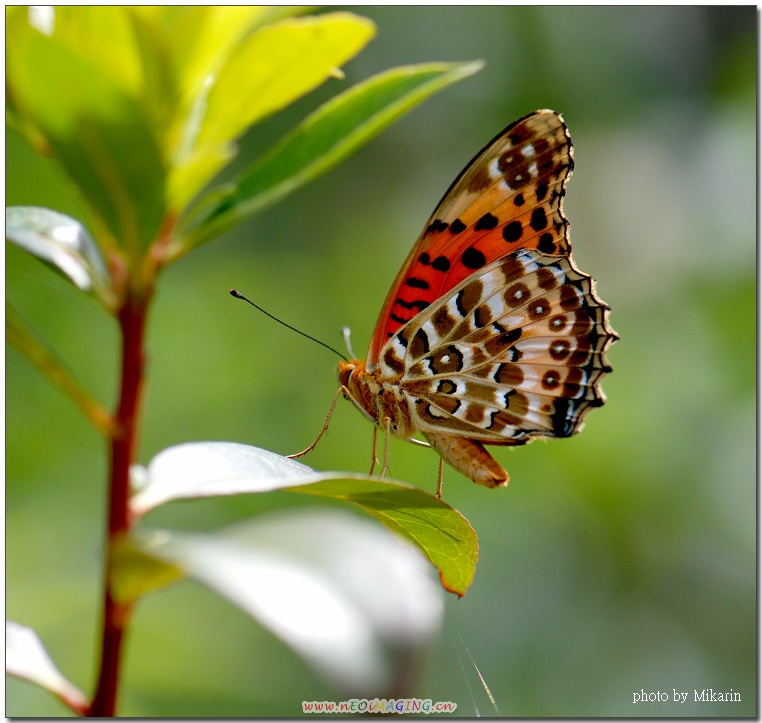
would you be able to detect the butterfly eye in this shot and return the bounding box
[338,360,358,388]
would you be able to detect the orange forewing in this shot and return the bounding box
[367,110,574,368]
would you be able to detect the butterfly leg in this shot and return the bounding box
[288,387,342,459]
[380,416,392,479]
[436,458,444,499]
[424,432,509,489]
[369,425,380,476]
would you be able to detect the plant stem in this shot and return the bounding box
[87,292,151,717]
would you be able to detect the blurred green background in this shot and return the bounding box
[7,6,755,717]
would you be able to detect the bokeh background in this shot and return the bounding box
[7,6,755,717]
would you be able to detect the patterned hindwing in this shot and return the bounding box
[367,110,574,368]
[377,250,618,445]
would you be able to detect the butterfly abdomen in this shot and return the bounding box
[425,431,509,488]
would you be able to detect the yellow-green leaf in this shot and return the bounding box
[6,301,113,434]
[289,478,478,597]
[195,12,376,150]
[7,25,167,255]
[110,533,186,605]
[182,60,483,249]
[163,7,308,110]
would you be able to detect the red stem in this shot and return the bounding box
[87,293,151,717]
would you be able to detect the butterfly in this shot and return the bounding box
[337,110,618,492]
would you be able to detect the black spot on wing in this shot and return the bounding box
[530,207,548,231]
[405,277,429,290]
[449,218,467,234]
[550,398,577,437]
[475,213,498,231]
[427,219,449,234]
[503,221,523,243]
[461,246,486,269]
[432,255,451,272]
[396,298,430,313]
[538,233,555,253]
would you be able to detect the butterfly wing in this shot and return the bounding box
[379,250,617,446]
[367,110,574,369]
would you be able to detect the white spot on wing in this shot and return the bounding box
[516,249,541,271]
[420,319,437,345]
[484,293,506,322]
[446,294,465,321]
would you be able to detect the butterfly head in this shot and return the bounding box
[338,359,378,426]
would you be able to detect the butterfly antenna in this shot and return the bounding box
[230,289,347,361]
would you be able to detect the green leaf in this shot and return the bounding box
[29,7,146,97]
[131,442,478,596]
[182,60,484,249]
[109,533,186,605]
[166,12,376,213]
[166,144,237,215]
[159,7,314,115]
[8,8,174,153]
[6,19,167,255]
[196,13,376,150]
[6,206,115,308]
[158,7,282,209]
[6,302,114,434]
[6,621,87,715]
[290,479,478,597]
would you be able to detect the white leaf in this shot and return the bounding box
[6,621,87,711]
[6,206,110,300]
[144,508,443,692]
[131,441,323,516]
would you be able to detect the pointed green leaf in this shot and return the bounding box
[289,479,478,597]
[160,7,283,199]
[6,302,114,434]
[196,13,376,150]
[166,12,376,212]
[182,60,484,249]
[159,7,313,112]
